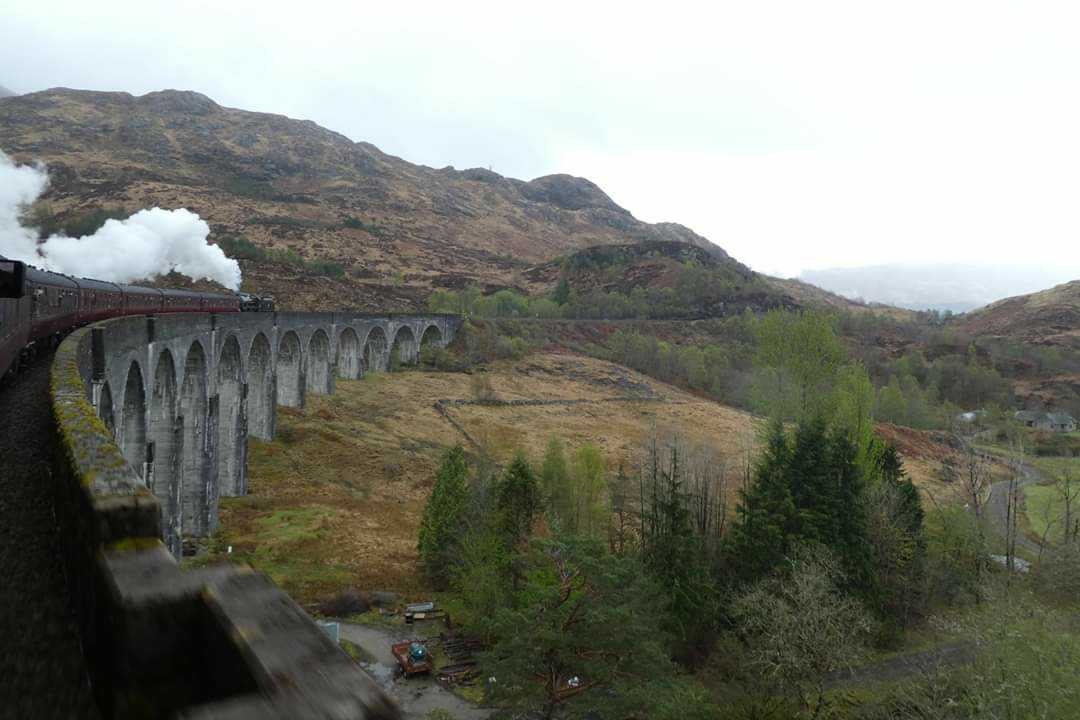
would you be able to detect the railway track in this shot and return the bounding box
[0,354,98,719]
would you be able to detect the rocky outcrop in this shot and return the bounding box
[519,174,627,213]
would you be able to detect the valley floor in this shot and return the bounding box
[211,352,760,603]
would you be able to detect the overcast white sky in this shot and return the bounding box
[4,0,1080,283]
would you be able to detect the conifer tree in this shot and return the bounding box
[728,421,797,582]
[539,437,572,526]
[418,445,470,587]
[728,419,875,592]
[551,275,571,306]
[496,451,541,549]
[640,442,718,661]
[864,440,927,625]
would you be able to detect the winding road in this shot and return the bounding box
[986,458,1046,557]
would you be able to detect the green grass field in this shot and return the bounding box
[1025,484,1066,544]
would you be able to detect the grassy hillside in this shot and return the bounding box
[958,280,1080,348]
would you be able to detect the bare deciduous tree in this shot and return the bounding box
[732,546,873,718]
[1004,438,1025,574]
[953,430,990,519]
[1054,467,1080,546]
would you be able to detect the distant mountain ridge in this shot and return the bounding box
[0,87,716,309]
[800,263,1077,314]
[0,85,15,98]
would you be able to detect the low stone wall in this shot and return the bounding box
[50,321,409,719]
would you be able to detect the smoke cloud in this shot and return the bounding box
[0,151,241,290]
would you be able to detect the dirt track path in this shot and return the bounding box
[986,460,1045,557]
[823,641,977,689]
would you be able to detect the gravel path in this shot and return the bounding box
[0,355,99,719]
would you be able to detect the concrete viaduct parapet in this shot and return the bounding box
[49,310,460,719]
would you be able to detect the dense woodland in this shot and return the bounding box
[418,279,1080,719]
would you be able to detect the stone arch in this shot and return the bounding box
[363,326,389,373]
[390,325,417,369]
[247,333,274,440]
[150,349,182,552]
[419,324,443,365]
[337,327,362,379]
[180,341,212,539]
[277,330,304,408]
[98,382,115,436]
[217,335,246,497]
[306,329,332,395]
[120,361,146,477]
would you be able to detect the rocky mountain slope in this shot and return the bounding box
[957,280,1080,349]
[0,87,714,309]
[521,240,913,319]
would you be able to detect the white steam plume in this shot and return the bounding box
[0,151,241,290]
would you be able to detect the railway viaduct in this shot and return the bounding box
[46,310,461,719]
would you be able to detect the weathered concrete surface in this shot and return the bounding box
[49,311,460,719]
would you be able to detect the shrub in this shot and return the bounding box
[30,205,128,239]
[508,337,530,360]
[306,259,345,278]
[217,235,266,261]
[226,176,278,199]
[276,424,298,444]
[471,373,497,403]
[342,216,387,237]
[317,588,371,617]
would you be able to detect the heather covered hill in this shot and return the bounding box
[957,280,1080,349]
[0,87,716,309]
[520,240,912,320]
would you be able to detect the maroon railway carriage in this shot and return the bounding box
[26,266,80,342]
[160,288,240,314]
[73,277,124,325]
[0,257,244,382]
[120,284,165,315]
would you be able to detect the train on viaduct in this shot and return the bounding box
[1,256,461,718]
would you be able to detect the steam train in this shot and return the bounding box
[0,256,274,382]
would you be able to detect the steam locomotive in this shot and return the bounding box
[0,257,274,382]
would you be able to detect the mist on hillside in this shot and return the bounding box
[799,264,1079,313]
